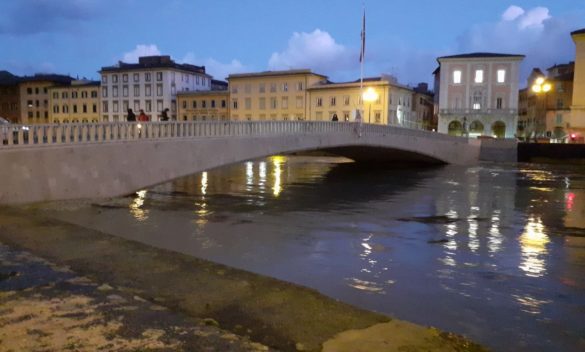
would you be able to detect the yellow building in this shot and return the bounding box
[49,80,101,123]
[176,90,229,121]
[570,28,585,141]
[308,79,389,122]
[19,74,73,124]
[227,70,327,121]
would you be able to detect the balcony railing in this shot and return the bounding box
[440,108,518,115]
[0,120,463,149]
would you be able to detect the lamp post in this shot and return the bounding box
[362,87,378,124]
[531,77,551,140]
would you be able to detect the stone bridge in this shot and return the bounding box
[0,121,512,204]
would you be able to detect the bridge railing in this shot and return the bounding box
[0,121,464,148]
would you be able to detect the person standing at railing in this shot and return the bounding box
[161,108,169,121]
[138,110,149,122]
[127,109,136,122]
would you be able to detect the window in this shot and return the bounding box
[26,87,32,94]
[232,99,238,109]
[102,101,108,113]
[282,96,288,109]
[122,74,128,82]
[556,113,563,125]
[182,100,187,109]
[259,97,266,109]
[231,85,239,94]
[453,70,462,84]
[270,97,277,109]
[35,88,39,94]
[145,85,151,96]
[102,87,108,98]
[316,97,323,107]
[91,90,98,98]
[82,104,87,113]
[102,75,108,84]
[375,111,381,123]
[145,73,151,82]
[113,101,119,113]
[474,69,484,83]
[221,100,226,108]
[473,91,482,110]
[53,105,59,113]
[157,100,163,112]
[330,97,336,106]
[496,97,503,109]
[259,83,265,93]
[557,98,564,109]
[297,82,303,91]
[112,86,118,97]
[113,74,118,83]
[244,84,251,93]
[270,83,277,92]
[133,73,139,82]
[192,100,197,108]
[282,83,288,92]
[146,100,152,112]
[245,98,251,109]
[123,100,129,112]
[171,85,176,95]
[81,91,87,98]
[202,100,206,108]
[156,72,163,81]
[296,96,303,108]
[122,85,128,97]
[196,76,200,84]
[62,92,68,99]
[497,69,506,83]
[92,104,97,113]
[211,100,216,108]
[156,84,163,96]
[52,92,58,99]
[344,96,350,105]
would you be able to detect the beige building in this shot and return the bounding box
[49,80,101,123]
[177,90,229,121]
[19,74,73,124]
[227,70,327,121]
[570,28,585,141]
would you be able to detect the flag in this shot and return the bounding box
[359,9,366,62]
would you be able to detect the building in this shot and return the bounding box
[227,69,327,121]
[177,90,229,121]
[570,28,585,142]
[518,64,574,141]
[0,71,21,123]
[48,80,101,123]
[18,74,73,124]
[211,79,228,91]
[435,52,524,138]
[99,55,212,122]
[412,82,435,130]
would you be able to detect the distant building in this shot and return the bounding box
[49,80,101,123]
[0,71,21,123]
[99,55,212,122]
[412,82,435,130]
[18,74,73,124]
[176,90,229,121]
[211,79,228,91]
[435,52,524,138]
[570,28,585,142]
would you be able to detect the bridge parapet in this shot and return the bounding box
[1,121,462,148]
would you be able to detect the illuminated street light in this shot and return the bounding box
[362,87,379,123]
[532,77,551,93]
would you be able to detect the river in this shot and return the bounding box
[37,156,585,352]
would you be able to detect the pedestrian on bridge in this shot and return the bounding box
[127,109,136,122]
[138,110,149,122]
[331,113,338,122]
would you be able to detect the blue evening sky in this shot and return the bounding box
[0,0,583,86]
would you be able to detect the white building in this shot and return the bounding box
[99,55,212,121]
[434,52,524,138]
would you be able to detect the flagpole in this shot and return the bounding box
[359,1,365,122]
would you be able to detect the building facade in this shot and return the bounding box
[176,90,229,121]
[435,53,524,138]
[0,71,21,123]
[99,55,212,122]
[49,80,101,123]
[18,74,73,124]
[570,28,585,142]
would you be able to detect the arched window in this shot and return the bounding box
[472,91,482,110]
[492,121,506,138]
[448,120,463,136]
[469,120,484,134]
[63,104,69,113]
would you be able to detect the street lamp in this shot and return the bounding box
[362,87,379,123]
[531,77,552,141]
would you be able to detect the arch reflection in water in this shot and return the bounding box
[129,190,149,221]
[519,216,550,278]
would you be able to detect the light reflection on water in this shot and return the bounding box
[41,157,585,352]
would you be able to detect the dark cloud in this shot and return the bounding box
[0,0,105,35]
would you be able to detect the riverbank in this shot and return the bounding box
[0,207,487,351]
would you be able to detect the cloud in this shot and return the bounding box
[0,0,104,35]
[268,29,355,75]
[122,44,161,63]
[456,5,579,84]
[182,53,248,80]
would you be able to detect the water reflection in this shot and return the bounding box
[519,216,549,278]
[129,190,148,221]
[271,156,283,197]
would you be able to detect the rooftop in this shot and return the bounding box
[227,69,328,80]
[571,28,585,35]
[19,73,74,84]
[100,55,208,75]
[176,90,229,96]
[437,52,525,60]
[0,70,21,86]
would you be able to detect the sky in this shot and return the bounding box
[0,0,583,87]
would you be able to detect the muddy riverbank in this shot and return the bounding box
[0,207,486,351]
